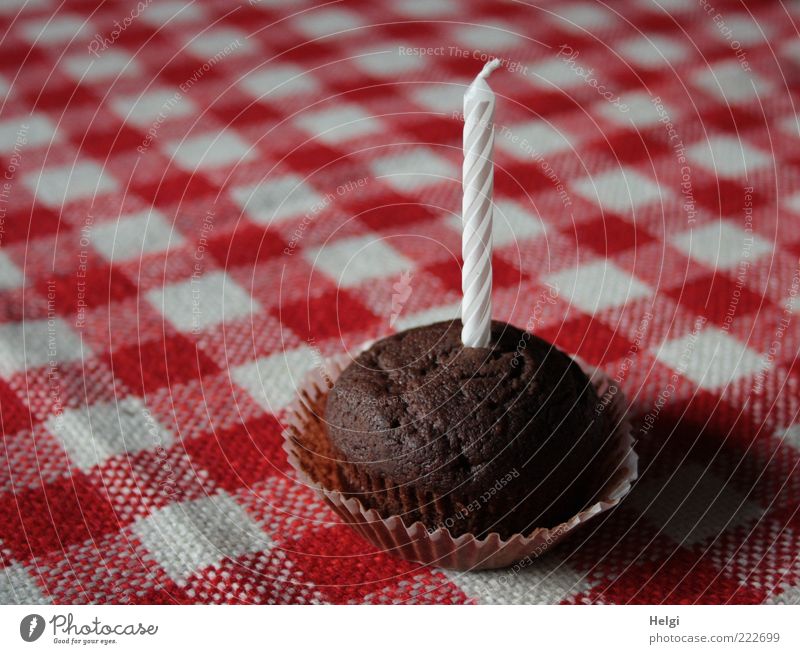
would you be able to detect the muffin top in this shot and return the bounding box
[324,320,606,494]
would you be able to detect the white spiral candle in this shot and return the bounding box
[461,59,501,348]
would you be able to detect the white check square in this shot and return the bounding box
[496,120,575,158]
[306,234,414,287]
[671,221,773,270]
[132,492,271,585]
[447,557,590,604]
[780,114,800,139]
[600,92,675,127]
[231,346,319,411]
[783,39,800,66]
[456,22,521,50]
[0,251,24,290]
[638,0,693,9]
[250,0,302,8]
[24,161,118,207]
[394,0,456,16]
[0,318,87,376]
[64,51,140,81]
[712,16,770,47]
[371,148,458,192]
[0,0,47,14]
[239,64,319,99]
[654,327,765,388]
[446,199,546,248]
[693,62,773,103]
[528,58,588,90]
[628,461,764,545]
[412,84,466,113]
[687,135,770,178]
[554,4,615,32]
[546,260,652,314]
[492,200,548,246]
[618,35,689,69]
[354,43,424,77]
[295,105,380,145]
[111,88,195,128]
[0,563,48,604]
[22,15,86,42]
[232,174,323,224]
[780,424,800,453]
[140,1,204,25]
[168,130,253,171]
[766,584,800,605]
[91,210,184,262]
[184,28,251,60]
[573,168,665,213]
[0,113,57,151]
[393,302,461,332]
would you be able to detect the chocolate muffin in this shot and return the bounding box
[323,319,610,539]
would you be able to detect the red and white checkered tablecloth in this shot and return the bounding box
[1,0,799,605]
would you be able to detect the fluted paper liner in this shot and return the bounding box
[282,341,638,570]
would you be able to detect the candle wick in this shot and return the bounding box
[477,58,502,81]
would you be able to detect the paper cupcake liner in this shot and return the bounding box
[282,341,638,571]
